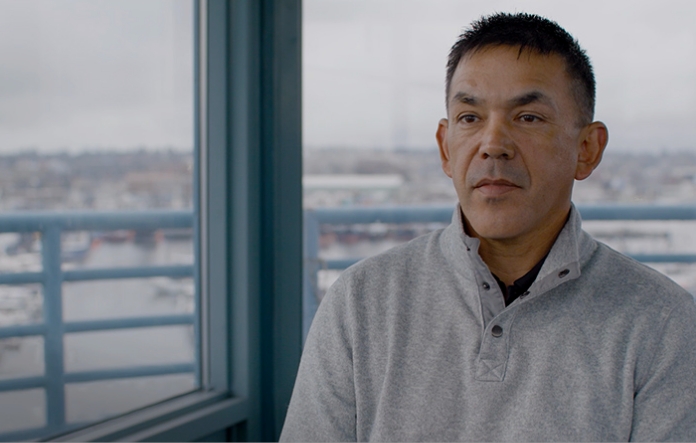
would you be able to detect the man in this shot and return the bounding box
[281,13,696,441]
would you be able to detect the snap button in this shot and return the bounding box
[491,325,503,337]
[482,282,490,290]
[558,269,570,278]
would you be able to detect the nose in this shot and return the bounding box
[479,118,515,160]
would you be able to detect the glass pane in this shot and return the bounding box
[64,326,194,373]
[303,0,696,333]
[63,278,194,321]
[0,389,45,433]
[0,284,43,326]
[0,233,42,273]
[304,149,456,206]
[65,374,195,424]
[0,336,44,381]
[62,227,193,270]
[0,0,196,438]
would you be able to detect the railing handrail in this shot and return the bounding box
[306,203,696,224]
[0,209,197,440]
[2,205,696,438]
[0,209,193,232]
[302,203,696,340]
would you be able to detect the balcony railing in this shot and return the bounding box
[3,205,696,440]
[303,204,696,340]
[0,211,196,442]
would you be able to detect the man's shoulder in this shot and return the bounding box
[589,239,695,308]
[322,225,464,313]
[340,227,450,282]
[316,227,457,334]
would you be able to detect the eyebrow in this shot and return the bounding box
[509,91,553,108]
[451,91,554,109]
[452,92,479,106]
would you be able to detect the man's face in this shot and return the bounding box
[437,45,600,245]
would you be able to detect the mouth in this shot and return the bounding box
[473,178,521,197]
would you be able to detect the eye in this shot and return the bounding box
[458,114,479,124]
[519,114,542,123]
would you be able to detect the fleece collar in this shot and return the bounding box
[445,203,597,296]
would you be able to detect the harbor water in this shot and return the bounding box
[0,233,196,435]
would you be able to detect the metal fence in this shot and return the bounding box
[0,211,196,441]
[303,204,696,339]
[4,205,696,440]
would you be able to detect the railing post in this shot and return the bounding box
[42,225,65,431]
[303,210,320,343]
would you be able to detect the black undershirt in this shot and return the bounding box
[492,255,547,306]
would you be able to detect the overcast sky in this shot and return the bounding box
[0,0,695,153]
[305,0,696,153]
[0,0,193,153]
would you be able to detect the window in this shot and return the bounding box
[302,0,696,335]
[0,0,196,439]
[0,1,303,441]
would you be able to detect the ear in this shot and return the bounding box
[436,118,453,178]
[575,121,608,181]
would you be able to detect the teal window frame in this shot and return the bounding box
[53,0,302,441]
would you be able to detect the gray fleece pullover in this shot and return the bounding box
[280,207,696,441]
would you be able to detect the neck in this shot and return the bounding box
[467,209,570,287]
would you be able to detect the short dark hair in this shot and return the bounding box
[446,12,595,125]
